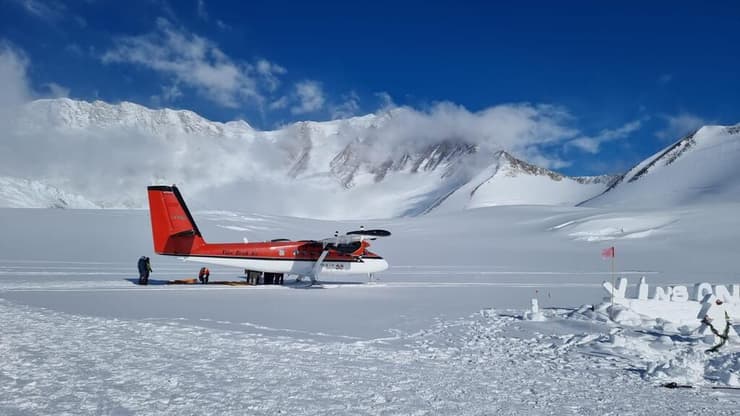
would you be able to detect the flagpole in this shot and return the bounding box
[611,249,615,308]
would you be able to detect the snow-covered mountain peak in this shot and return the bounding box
[329,139,477,188]
[428,151,615,213]
[616,123,739,188]
[494,150,564,180]
[493,151,616,186]
[224,119,253,130]
[5,96,739,217]
[2,98,492,216]
[582,123,740,208]
[21,98,255,137]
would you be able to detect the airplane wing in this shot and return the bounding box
[320,229,392,246]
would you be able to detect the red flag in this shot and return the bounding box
[601,246,615,259]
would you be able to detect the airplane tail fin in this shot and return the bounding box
[147,185,206,255]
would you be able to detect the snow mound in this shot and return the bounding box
[646,350,708,385]
[551,212,678,241]
[609,305,647,326]
[563,304,740,388]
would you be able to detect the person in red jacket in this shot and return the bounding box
[198,267,210,284]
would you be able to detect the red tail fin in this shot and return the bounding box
[147,185,206,255]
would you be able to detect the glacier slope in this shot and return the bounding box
[583,125,740,208]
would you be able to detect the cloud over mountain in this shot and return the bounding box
[102,18,284,109]
[0,42,674,219]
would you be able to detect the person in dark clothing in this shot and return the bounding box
[137,256,152,285]
[198,267,210,284]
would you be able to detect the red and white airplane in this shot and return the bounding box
[147,185,390,284]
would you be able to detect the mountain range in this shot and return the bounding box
[1,98,738,219]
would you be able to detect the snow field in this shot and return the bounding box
[4,298,739,415]
[1,202,740,414]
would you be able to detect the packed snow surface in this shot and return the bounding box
[1,203,740,414]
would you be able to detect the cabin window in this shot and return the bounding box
[278,249,285,256]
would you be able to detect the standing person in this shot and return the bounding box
[138,256,152,285]
[198,267,210,284]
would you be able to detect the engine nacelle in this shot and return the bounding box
[331,240,370,257]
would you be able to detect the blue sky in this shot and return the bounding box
[1,0,738,175]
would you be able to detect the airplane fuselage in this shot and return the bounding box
[172,241,388,275]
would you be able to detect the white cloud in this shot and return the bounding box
[11,0,65,21]
[11,0,87,26]
[269,96,289,110]
[658,73,673,85]
[375,91,395,109]
[0,43,31,128]
[150,83,183,106]
[102,18,284,109]
[216,20,231,31]
[330,91,360,119]
[331,102,578,170]
[527,154,571,170]
[0,44,33,182]
[655,113,706,141]
[0,44,31,101]
[291,81,325,114]
[567,137,599,154]
[64,44,84,56]
[567,120,642,154]
[196,0,208,20]
[73,15,87,28]
[256,59,286,91]
[42,82,70,98]
[161,84,183,102]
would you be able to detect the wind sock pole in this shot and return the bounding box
[611,247,615,308]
